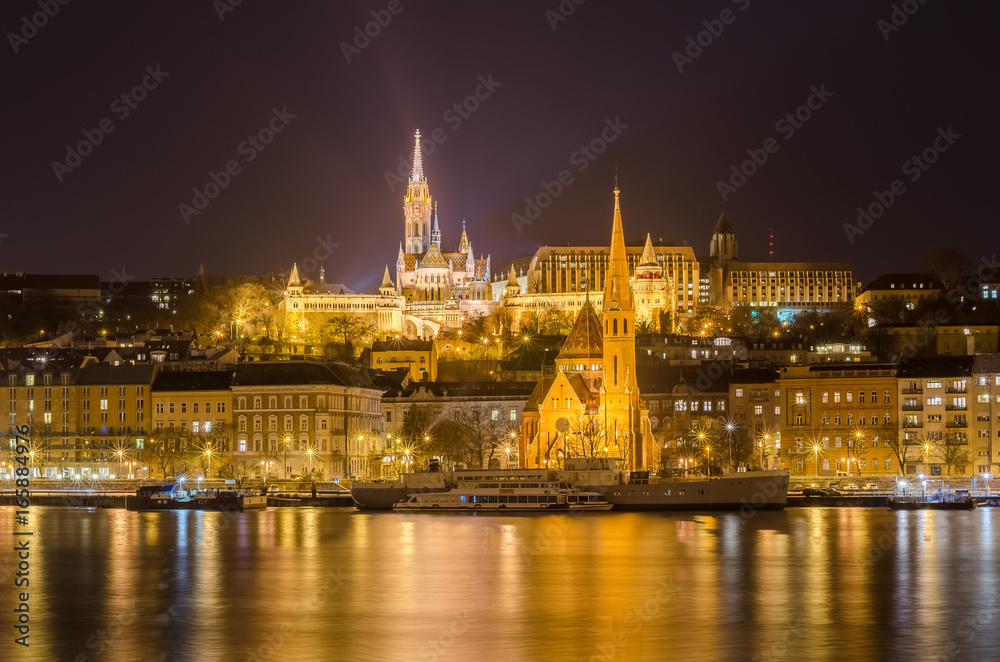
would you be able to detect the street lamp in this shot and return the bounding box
[724,421,736,473]
[204,448,212,480]
[705,445,712,478]
[284,436,292,480]
[813,444,820,476]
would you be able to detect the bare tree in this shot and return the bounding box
[320,314,376,364]
[451,403,506,469]
[218,457,258,489]
[567,411,606,460]
[879,419,920,475]
[942,433,971,476]
[148,432,181,479]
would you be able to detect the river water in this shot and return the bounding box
[1,506,998,662]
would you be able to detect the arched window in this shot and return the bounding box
[613,318,618,335]
[613,355,618,388]
[623,319,628,335]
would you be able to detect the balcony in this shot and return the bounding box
[902,388,923,395]
[902,422,922,429]
[902,404,923,411]
[946,386,968,394]
[945,420,968,428]
[945,405,967,411]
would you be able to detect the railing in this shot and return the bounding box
[902,404,923,411]
[902,388,923,395]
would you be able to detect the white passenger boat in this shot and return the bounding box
[392,479,612,512]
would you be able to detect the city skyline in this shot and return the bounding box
[3,1,997,291]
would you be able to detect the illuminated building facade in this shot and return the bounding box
[519,189,651,471]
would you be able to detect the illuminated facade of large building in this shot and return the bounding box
[705,214,856,310]
[499,234,679,333]
[281,131,495,339]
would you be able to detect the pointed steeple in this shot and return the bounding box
[603,187,633,312]
[458,219,470,254]
[288,263,301,287]
[639,233,657,267]
[411,130,424,182]
[431,201,441,248]
[379,265,395,296]
[504,265,520,297]
[318,264,325,284]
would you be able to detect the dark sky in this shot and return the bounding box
[3,0,997,291]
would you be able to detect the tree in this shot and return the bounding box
[320,314,376,363]
[399,404,444,447]
[942,433,971,476]
[426,419,468,467]
[922,248,971,292]
[451,403,506,469]
[567,412,606,460]
[879,419,920,475]
[148,434,180,479]
[218,458,258,489]
[189,431,227,478]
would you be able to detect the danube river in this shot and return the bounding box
[2,506,998,661]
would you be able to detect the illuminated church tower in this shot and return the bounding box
[599,187,649,470]
[404,130,432,254]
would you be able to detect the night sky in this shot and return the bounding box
[3,0,997,291]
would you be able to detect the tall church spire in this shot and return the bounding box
[599,185,645,471]
[404,130,432,254]
[411,130,424,182]
[602,186,634,313]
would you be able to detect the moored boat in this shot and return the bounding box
[887,496,977,511]
[354,458,789,512]
[126,484,267,512]
[393,480,612,512]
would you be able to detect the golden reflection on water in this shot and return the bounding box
[1,506,999,661]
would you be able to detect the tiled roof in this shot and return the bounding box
[152,370,235,392]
